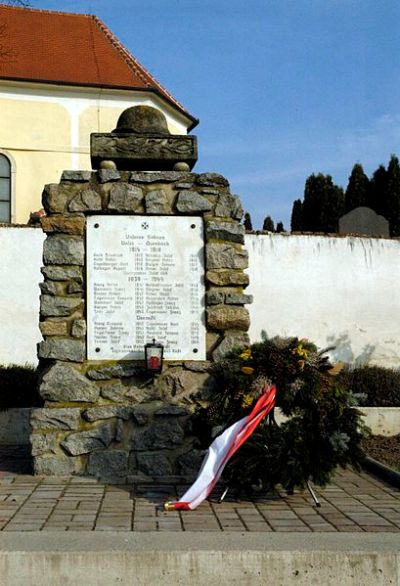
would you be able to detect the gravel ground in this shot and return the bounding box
[363,435,400,471]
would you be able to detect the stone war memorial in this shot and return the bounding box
[31,105,252,481]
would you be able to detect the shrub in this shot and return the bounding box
[0,364,42,410]
[339,366,400,407]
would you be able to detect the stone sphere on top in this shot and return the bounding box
[113,105,170,135]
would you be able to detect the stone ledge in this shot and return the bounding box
[0,533,398,586]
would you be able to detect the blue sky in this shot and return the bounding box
[36,0,400,229]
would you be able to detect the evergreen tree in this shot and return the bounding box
[345,163,369,213]
[368,164,388,216]
[262,216,275,231]
[290,199,303,231]
[302,173,344,233]
[276,221,284,233]
[385,155,400,236]
[243,212,253,231]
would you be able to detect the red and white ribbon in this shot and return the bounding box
[165,385,276,511]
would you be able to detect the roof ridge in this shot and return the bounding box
[0,3,93,18]
[91,15,187,114]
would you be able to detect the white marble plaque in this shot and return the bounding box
[87,216,205,360]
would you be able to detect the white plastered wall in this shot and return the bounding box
[1,229,400,368]
[0,227,45,365]
[245,234,400,368]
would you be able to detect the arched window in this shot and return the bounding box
[0,154,11,223]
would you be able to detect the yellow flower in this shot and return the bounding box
[239,348,252,361]
[292,343,309,358]
[241,366,255,375]
[241,394,253,407]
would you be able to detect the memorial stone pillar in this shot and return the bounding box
[31,106,252,481]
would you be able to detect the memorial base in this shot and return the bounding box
[32,169,251,480]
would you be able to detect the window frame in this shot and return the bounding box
[0,152,13,224]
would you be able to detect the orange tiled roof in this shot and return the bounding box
[0,4,197,128]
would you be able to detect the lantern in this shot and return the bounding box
[144,339,164,374]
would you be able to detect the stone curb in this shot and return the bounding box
[0,532,399,586]
[362,456,400,488]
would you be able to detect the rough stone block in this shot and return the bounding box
[86,364,143,380]
[108,183,143,212]
[206,290,225,305]
[135,420,184,450]
[41,266,83,283]
[214,193,243,220]
[41,215,86,235]
[43,235,84,266]
[206,332,220,354]
[175,182,194,189]
[212,332,250,361]
[206,242,248,270]
[30,433,58,456]
[175,190,213,213]
[154,405,189,416]
[40,295,82,317]
[129,171,193,183]
[87,450,128,479]
[207,306,250,331]
[61,170,92,182]
[40,363,99,403]
[68,281,83,294]
[71,319,86,338]
[200,188,219,195]
[39,319,68,337]
[205,220,245,243]
[42,184,69,214]
[225,292,253,305]
[34,455,76,476]
[98,169,121,183]
[31,408,81,431]
[83,406,133,422]
[178,449,206,476]
[132,407,151,425]
[100,382,127,402]
[68,189,102,212]
[196,173,229,187]
[115,419,125,443]
[145,189,170,214]
[184,361,211,373]
[38,339,86,362]
[136,452,172,476]
[61,423,114,455]
[158,369,209,402]
[206,269,249,287]
[39,281,63,296]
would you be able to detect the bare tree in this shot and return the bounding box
[4,1,32,6]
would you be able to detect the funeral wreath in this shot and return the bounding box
[202,337,369,494]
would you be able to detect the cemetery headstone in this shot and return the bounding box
[339,206,389,237]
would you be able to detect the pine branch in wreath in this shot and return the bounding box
[205,337,369,494]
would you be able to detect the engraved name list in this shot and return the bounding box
[87,216,205,360]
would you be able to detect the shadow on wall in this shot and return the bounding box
[259,330,376,367]
[325,333,375,366]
